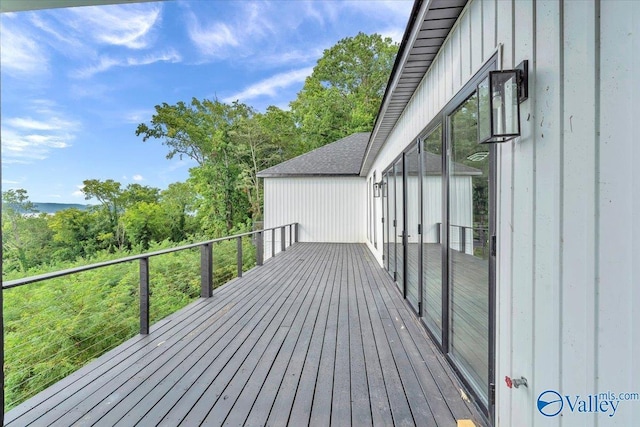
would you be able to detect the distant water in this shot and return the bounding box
[31,203,92,214]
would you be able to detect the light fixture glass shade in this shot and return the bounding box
[373,182,381,197]
[477,70,521,144]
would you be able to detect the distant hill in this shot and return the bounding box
[32,203,93,214]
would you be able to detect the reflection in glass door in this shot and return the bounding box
[394,159,404,290]
[448,92,490,404]
[422,125,443,342]
[387,170,396,280]
[382,173,389,271]
[405,145,420,311]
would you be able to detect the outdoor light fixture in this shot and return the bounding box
[477,60,528,144]
[373,181,381,198]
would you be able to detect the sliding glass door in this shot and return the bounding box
[422,125,443,342]
[448,92,491,405]
[394,158,404,290]
[382,173,389,271]
[405,145,420,312]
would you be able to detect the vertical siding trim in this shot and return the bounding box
[593,0,601,399]
[558,0,565,405]
[495,0,514,423]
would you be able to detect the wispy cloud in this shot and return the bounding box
[132,174,144,182]
[66,3,162,49]
[185,2,276,59]
[5,116,78,131]
[0,18,49,77]
[1,101,80,164]
[72,50,181,79]
[72,184,85,198]
[223,67,313,103]
[123,109,155,124]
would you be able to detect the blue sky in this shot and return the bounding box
[1,0,412,204]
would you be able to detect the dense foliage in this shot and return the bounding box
[2,33,398,411]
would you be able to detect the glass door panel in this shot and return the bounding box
[394,159,404,290]
[405,146,420,311]
[387,170,396,279]
[422,125,443,342]
[382,173,389,271]
[448,92,490,404]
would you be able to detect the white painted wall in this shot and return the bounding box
[263,177,366,258]
[366,0,640,425]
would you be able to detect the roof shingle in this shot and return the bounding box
[257,132,370,178]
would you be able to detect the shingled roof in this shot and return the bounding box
[257,132,370,178]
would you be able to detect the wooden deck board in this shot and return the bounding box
[5,243,485,427]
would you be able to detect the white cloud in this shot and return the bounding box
[186,2,276,59]
[123,109,155,124]
[0,19,49,77]
[188,21,238,55]
[223,67,313,103]
[132,174,144,182]
[67,3,162,49]
[1,101,79,164]
[72,184,85,198]
[5,116,77,131]
[72,50,181,79]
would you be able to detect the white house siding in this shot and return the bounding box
[263,177,366,257]
[366,0,639,425]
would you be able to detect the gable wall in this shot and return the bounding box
[263,177,366,255]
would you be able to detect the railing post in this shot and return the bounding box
[288,225,292,248]
[140,257,149,335]
[237,236,243,278]
[436,222,441,244]
[460,226,466,253]
[281,227,286,252]
[272,228,275,257]
[256,231,264,266]
[201,243,213,298]
[294,223,299,243]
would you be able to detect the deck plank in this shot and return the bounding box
[5,243,485,427]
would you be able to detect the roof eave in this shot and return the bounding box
[258,173,363,179]
[359,0,469,177]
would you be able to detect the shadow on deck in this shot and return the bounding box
[6,243,484,426]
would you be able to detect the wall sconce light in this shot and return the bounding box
[477,60,528,144]
[373,181,381,198]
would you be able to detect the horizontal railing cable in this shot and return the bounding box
[2,223,299,413]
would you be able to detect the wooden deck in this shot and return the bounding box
[5,243,484,426]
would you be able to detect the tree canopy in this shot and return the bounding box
[291,32,398,147]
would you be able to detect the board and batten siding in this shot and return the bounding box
[366,0,639,425]
[263,177,366,254]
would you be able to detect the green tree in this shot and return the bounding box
[2,189,53,272]
[291,32,398,147]
[48,208,95,261]
[121,201,168,250]
[160,182,197,242]
[121,184,160,208]
[136,99,252,234]
[81,179,127,250]
[230,107,294,220]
